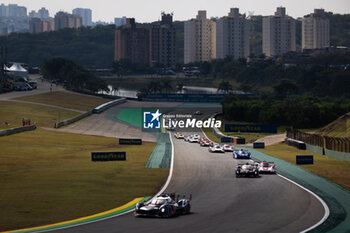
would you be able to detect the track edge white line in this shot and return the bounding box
[277,174,330,233]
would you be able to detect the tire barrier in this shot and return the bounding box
[0,124,36,137]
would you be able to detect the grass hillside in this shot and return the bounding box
[316,113,350,138]
[14,91,109,112]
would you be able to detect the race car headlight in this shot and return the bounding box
[161,208,165,213]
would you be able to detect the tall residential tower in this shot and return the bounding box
[72,8,92,27]
[302,9,330,50]
[150,13,176,68]
[184,10,216,63]
[54,11,82,30]
[216,8,250,59]
[114,18,149,65]
[263,7,296,57]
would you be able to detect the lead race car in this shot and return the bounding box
[236,162,259,178]
[134,193,191,218]
[174,132,185,139]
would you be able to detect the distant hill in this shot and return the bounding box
[0,25,116,68]
[316,113,350,138]
[0,13,348,68]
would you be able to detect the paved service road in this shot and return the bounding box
[53,133,325,233]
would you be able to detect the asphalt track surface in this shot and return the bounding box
[54,101,182,142]
[51,103,325,233]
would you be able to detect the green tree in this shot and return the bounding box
[218,80,233,93]
[273,79,299,95]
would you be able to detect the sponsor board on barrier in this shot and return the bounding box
[221,137,233,143]
[296,155,314,165]
[119,138,142,145]
[253,142,265,149]
[224,124,277,134]
[92,152,126,161]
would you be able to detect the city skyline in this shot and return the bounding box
[0,0,349,23]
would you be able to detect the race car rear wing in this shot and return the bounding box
[159,193,192,201]
[176,194,192,201]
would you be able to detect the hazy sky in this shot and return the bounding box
[2,0,350,22]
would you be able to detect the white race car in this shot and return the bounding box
[208,144,225,153]
[189,137,199,143]
[258,161,276,174]
[223,144,234,152]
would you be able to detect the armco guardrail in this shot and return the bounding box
[92,98,127,114]
[287,130,350,153]
[55,98,127,128]
[55,111,93,128]
[0,124,36,137]
[285,137,307,150]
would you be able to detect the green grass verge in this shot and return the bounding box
[202,127,221,143]
[316,113,350,137]
[0,101,79,130]
[14,91,109,112]
[258,144,350,191]
[0,129,168,231]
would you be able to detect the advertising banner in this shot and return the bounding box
[296,155,314,165]
[91,152,126,161]
[119,138,142,145]
[225,124,277,134]
[253,142,265,149]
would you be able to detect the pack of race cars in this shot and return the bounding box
[134,134,276,219]
[174,132,277,178]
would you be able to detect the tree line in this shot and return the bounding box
[184,52,350,97]
[222,95,350,129]
[41,57,108,93]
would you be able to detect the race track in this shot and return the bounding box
[51,102,325,233]
[54,101,183,142]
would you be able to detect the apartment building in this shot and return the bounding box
[114,18,149,65]
[54,11,82,31]
[263,7,296,57]
[72,8,92,27]
[29,17,55,33]
[216,8,250,59]
[302,9,330,50]
[150,13,176,67]
[184,10,216,63]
